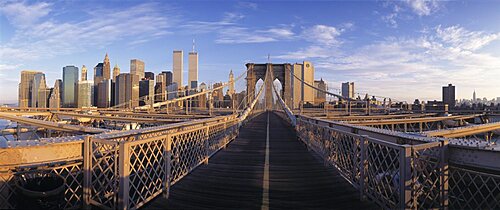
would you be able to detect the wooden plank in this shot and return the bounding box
[145,112,376,209]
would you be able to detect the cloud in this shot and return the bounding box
[302,25,342,46]
[236,2,258,10]
[406,0,440,16]
[278,25,500,101]
[276,24,348,59]
[435,25,500,51]
[0,2,174,62]
[0,1,51,27]
[380,0,442,28]
[216,26,294,44]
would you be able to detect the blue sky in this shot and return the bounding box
[1,0,500,103]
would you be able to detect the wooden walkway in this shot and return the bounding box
[147,111,376,209]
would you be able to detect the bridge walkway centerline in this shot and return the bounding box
[146,111,376,209]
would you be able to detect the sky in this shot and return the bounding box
[1,0,500,104]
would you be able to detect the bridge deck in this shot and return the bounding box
[147,112,376,209]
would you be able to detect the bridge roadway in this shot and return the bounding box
[146,112,376,209]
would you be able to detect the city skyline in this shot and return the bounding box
[1,1,500,104]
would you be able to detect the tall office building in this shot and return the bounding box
[97,79,112,108]
[228,70,235,96]
[292,61,315,108]
[130,59,145,79]
[37,87,51,108]
[115,73,139,108]
[167,83,178,100]
[81,65,88,81]
[31,72,47,108]
[342,82,355,99]
[163,71,173,86]
[155,74,166,102]
[213,82,224,107]
[442,83,456,108]
[173,50,183,87]
[19,71,41,108]
[94,63,104,85]
[77,80,94,108]
[188,51,198,89]
[112,64,120,80]
[49,80,62,109]
[139,80,155,106]
[473,90,476,102]
[62,65,79,107]
[314,79,327,105]
[144,72,154,80]
[103,53,111,80]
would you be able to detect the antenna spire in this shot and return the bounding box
[192,39,195,52]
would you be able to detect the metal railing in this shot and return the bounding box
[294,115,500,209]
[296,117,448,208]
[0,113,245,210]
[84,115,240,210]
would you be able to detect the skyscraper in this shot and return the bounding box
[97,79,112,108]
[81,65,87,81]
[130,59,145,79]
[155,74,166,102]
[164,71,173,86]
[78,80,94,108]
[173,50,183,87]
[94,63,104,85]
[49,80,62,109]
[442,84,456,108]
[19,71,41,108]
[188,51,198,89]
[228,70,235,96]
[62,65,79,107]
[473,90,476,102]
[112,64,120,80]
[342,82,355,99]
[103,53,111,80]
[314,79,327,105]
[144,72,154,80]
[139,80,155,106]
[31,72,47,108]
[292,61,315,108]
[115,73,139,108]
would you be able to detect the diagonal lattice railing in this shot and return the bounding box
[295,116,450,209]
[84,114,242,210]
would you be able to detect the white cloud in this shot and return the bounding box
[0,2,174,62]
[380,1,442,28]
[236,2,258,10]
[435,25,500,51]
[215,26,294,44]
[279,25,500,101]
[406,0,440,16]
[0,1,51,27]
[302,25,342,46]
[276,24,348,59]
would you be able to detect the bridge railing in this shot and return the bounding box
[85,115,240,210]
[296,116,448,209]
[295,115,500,209]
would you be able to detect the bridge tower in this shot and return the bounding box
[245,63,293,109]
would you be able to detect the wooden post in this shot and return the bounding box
[440,140,449,208]
[118,142,130,210]
[399,146,412,209]
[83,136,91,210]
[163,135,171,199]
[205,126,210,164]
[359,136,368,201]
